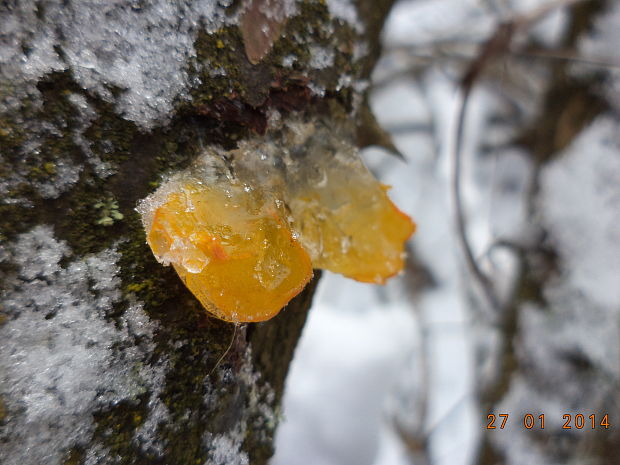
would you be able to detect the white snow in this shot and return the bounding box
[274,1,617,465]
[308,45,336,70]
[326,0,364,33]
[273,274,416,465]
[0,0,241,128]
[540,116,620,310]
[205,425,250,465]
[0,226,163,465]
[0,151,83,204]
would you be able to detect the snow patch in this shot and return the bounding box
[540,117,620,310]
[0,226,162,465]
[203,346,276,465]
[0,150,82,204]
[308,45,336,70]
[326,0,364,33]
[0,0,241,128]
[204,424,250,465]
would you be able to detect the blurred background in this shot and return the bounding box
[272,1,620,464]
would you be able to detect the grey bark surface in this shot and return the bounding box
[0,1,394,464]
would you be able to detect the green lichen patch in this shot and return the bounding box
[94,197,124,226]
[260,0,362,91]
[190,25,254,106]
[0,73,112,242]
[54,183,124,256]
[1,73,83,190]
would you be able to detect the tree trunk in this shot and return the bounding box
[476,1,620,464]
[0,1,394,463]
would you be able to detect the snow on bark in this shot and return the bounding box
[0,0,389,462]
[0,226,164,464]
[326,0,364,33]
[202,348,276,465]
[0,0,241,128]
[0,225,279,464]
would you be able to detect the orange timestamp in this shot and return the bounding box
[487,413,610,430]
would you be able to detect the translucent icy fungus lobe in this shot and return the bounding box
[289,175,415,284]
[138,119,415,322]
[229,121,416,284]
[139,179,313,322]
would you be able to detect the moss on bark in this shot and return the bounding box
[0,1,394,463]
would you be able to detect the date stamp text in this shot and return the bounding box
[486,413,610,430]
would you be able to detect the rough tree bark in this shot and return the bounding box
[0,1,395,464]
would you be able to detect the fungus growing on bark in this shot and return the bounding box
[138,174,313,322]
[138,118,415,322]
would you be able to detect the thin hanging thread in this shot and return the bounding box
[208,323,239,376]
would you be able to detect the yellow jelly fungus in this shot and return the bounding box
[139,119,417,322]
[145,181,313,322]
[289,178,416,284]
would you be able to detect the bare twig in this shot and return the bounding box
[451,0,587,314]
[452,22,516,313]
[452,87,503,313]
[511,48,620,70]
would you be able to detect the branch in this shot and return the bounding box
[452,0,587,314]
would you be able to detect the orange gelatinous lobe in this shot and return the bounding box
[138,118,416,323]
[288,159,416,284]
[144,181,313,322]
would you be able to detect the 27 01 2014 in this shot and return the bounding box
[486,413,610,430]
